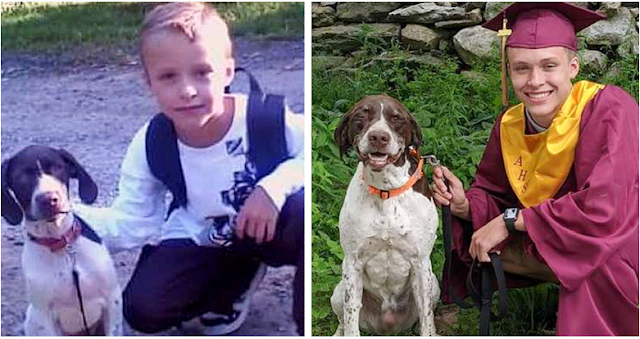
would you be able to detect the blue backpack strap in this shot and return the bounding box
[241,69,291,180]
[226,67,261,94]
[145,113,187,217]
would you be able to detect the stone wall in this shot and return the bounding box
[312,2,639,72]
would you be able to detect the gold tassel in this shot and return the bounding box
[497,17,512,110]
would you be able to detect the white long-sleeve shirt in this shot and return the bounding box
[75,94,304,252]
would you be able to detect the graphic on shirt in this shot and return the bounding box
[205,136,257,246]
[222,168,257,211]
[226,138,244,157]
[204,215,235,247]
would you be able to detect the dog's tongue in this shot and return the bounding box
[368,153,388,167]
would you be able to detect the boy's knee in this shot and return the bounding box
[123,285,173,333]
[281,188,304,227]
[278,189,304,252]
[264,191,303,266]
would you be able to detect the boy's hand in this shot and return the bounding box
[469,213,509,263]
[432,166,471,220]
[236,186,279,244]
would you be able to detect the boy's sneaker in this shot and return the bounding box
[199,263,267,335]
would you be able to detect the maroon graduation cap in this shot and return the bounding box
[482,2,605,107]
[484,2,605,51]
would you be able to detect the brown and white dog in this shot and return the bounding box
[331,95,440,336]
[1,146,122,336]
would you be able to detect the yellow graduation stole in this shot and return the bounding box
[500,80,604,208]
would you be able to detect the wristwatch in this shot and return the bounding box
[503,207,519,233]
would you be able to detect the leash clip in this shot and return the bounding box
[422,154,441,167]
[66,243,77,267]
[408,146,443,167]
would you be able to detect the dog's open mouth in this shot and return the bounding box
[362,151,401,171]
[368,152,389,166]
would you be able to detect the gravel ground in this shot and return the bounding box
[0,38,304,336]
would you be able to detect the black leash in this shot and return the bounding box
[466,254,509,335]
[427,157,472,309]
[72,268,90,334]
[437,169,508,335]
[66,226,90,335]
[441,177,473,309]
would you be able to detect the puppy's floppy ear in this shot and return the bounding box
[58,149,98,204]
[334,109,354,157]
[409,114,423,148]
[1,158,23,225]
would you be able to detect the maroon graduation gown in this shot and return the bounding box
[442,85,639,335]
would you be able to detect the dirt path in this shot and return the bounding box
[1,38,303,336]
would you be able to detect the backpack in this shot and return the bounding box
[144,68,291,217]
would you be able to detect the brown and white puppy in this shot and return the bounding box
[331,95,440,336]
[1,145,122,336]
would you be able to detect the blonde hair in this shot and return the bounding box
[139,2,232,69]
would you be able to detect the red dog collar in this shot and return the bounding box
[27,217,81,252]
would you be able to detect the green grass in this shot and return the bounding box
[217,2,304,38]
[1,2,141,52]
[311,32,639,336]
[1,2,304,52]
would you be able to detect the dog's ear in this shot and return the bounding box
[334,109,354,157]
[1,158,23,225]
[58,149,98,204]
[409,114,423,148]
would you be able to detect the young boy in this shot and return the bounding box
[76,2,304,335]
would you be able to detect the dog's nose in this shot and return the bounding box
[35,192,61,210]
[368,130,390,148]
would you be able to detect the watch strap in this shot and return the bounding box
[504,207,518,233]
